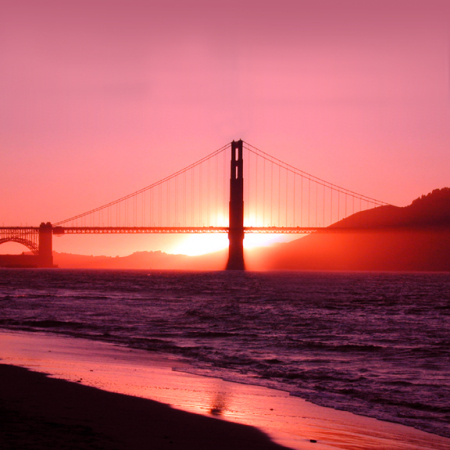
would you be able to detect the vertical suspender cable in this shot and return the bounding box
[192,166,195,226]
[214,151,219,227]
[338,191,340,222]
[301,176,303,226]
[263,157,266,226]
[293,174,296,227]
[308,178,311,227]
[159,184,162,227]
[278,165,281,226]
[329,187,332,226]
[316,182,318,227]
[323,185,325,227]
[247,149,250,224]
[207,158,210,226]
[271,162,273,225]
[184,172,186,227]
[175,176,178,226]
[168,179,171,225]
[255,151,258,226]
[285,168,288,227]
[224,149,227,225]
[199,164,202,225]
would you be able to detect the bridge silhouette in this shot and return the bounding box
[0,140,389,269]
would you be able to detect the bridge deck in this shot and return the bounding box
[3,226,439,236]
[52,226,353,234]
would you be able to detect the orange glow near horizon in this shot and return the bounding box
[171,235,229,256]
[170,234,297,256]
[0,234,297,258]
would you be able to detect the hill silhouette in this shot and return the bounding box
[330,187,450,229]
[53,249,228,270]
[246,188,450,271]
[54,188,450,272]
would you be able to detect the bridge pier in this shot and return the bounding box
[39,222,54,268]
[226,140,245,270]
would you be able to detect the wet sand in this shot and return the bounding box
[1,330,450,450]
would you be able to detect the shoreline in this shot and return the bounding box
[1,330,450,449]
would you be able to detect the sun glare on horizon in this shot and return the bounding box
[170,234,297,256]
[170,235,228,256]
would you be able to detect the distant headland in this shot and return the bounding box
[246,188,450,271]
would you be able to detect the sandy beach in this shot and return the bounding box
[1,330,449,450]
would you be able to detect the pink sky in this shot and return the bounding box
[1,0,449,256]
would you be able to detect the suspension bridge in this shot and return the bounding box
[0,140,389,269]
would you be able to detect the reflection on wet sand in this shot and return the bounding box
[209,385,230,416]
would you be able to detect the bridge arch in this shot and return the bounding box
[0,237,39,255]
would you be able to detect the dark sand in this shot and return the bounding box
[0,364,290,450]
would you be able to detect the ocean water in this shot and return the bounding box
[0,269,449,438]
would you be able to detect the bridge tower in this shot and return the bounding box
[226,140,245,270]
[39,222,53,268]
